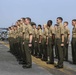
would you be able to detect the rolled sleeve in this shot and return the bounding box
[68,29,70,35]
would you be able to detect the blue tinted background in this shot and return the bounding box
[0,0,76,34]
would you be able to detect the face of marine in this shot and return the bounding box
[72,21,76,26]
[14,26,16,30]
[63,23,68,27]
[56,19,62,24]
[33,25,36,29]
[38,26,41,30]
[21,19,25,24]
[25,19,30,25]
[20,19,23,24]
[19,20,22,25]
[54,25,57,29]
[17,21,21,26]
[11,27,13,30]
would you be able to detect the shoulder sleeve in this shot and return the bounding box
[67,28,70,35]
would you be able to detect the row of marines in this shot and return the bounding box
[8,17,76,69]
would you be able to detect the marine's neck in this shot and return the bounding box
[74,25,76,28]
[59,23,62,25]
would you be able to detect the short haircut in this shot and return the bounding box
[72,19,76,22]
[21,17,25,20]
[25,17,31,22]
[57,17,63,21]
[64,21,68,25]
[17,20,21,22]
